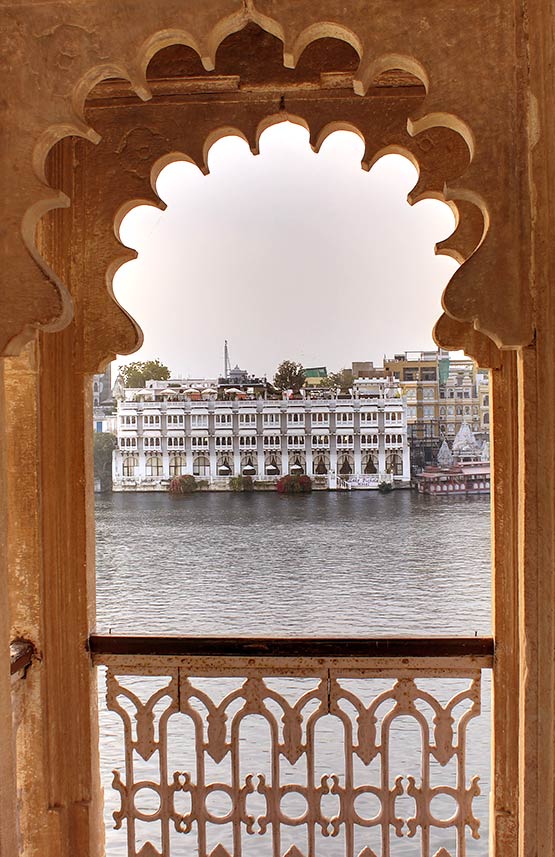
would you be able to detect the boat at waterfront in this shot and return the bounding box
[416,459,490,495]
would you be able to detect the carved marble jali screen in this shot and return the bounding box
[100,663,487,857]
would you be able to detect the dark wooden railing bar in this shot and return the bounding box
[89,634,494,659]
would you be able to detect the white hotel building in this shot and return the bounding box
[113,379,411,490]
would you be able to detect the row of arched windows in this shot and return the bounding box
[385,452,403,475]
[121,450,406,479]
[122,455,187,477]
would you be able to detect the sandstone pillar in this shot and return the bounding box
[519,5,555,852]
[0,362,19,857]
[489,357,519,857]
[4,334,103,857]
[37,329,103,857]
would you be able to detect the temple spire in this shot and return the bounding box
[437,439,454,467]
[452,420,480,461]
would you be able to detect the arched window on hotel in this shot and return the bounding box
[193,455,210,476]
[169,455,186,476]
[386,452,403,476]
[265,455,280,476]
[338,453,353,475]
[146,455,163,477]
[314,454,328,475]
[122,455,138,477]
[290,456,304,475]
[241,455,257,476]
[363,453,377,474]
[218,455,233,476]
[484,413,490,425]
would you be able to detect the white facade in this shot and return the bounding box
[113,383,411,491]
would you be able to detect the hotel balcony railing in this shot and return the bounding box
[91,634,493,857]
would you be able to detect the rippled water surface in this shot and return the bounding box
[96,491,491,856]
[96,491,491,636]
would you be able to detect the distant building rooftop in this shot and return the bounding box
[386,350,447,362]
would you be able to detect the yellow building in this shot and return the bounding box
[383,350,490,470]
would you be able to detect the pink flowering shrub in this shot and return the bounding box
[276,474,312,494]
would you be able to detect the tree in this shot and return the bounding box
[273,360,306,393]
[119,359,170,388]
[93,432,117,492]
[327,367,354,392]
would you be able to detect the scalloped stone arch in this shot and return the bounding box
[283,22,363,69]
[12,10,509,366]
[354,52,430,96]
[311,121,367,156]
[105,114,489,372]
[253,114,311,155]
[137,29,209,79]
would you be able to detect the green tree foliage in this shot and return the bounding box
[119,359,170,388]
[273,360,306,393]
[327,367,354,392]
[93,432,117,492]
[229,475,254,492]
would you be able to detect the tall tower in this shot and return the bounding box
[223,340,232,380]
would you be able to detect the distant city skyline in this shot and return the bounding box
[114,122,459,380]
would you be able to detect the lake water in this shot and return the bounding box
[96,491,492,856]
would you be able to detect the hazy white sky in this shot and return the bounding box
[114,122,458,380]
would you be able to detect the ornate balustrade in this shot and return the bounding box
[91,636,493,857]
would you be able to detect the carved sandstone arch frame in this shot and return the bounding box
[2,7,533,358]
[2,4,548,857]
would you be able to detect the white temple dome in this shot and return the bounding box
[452,421,479,455]
[437,439,454,467]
